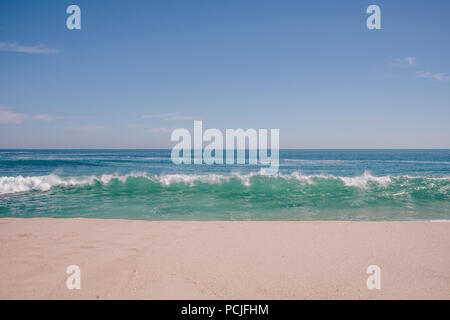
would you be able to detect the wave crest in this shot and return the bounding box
[0,171,448,195]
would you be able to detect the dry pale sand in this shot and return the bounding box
[0,218,449,300]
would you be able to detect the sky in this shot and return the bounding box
[0,0,449,149]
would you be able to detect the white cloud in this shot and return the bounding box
[71,125,104,132]
[388,57,450,83]
[0,107,26,124]
[0,106,77,125]
[416,71,450,82]
[128,124,146,129]
[128,124,174,132]
[0,42,58,54]
[390,57,416,67]
[141,112,193,120]
[151,127,173,133]
[34,114,65,121]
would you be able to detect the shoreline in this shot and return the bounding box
[4,216,450,222]
[1,218,449,299]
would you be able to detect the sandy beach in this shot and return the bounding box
[0,218,449,299]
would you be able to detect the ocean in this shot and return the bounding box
[0,149,449,220]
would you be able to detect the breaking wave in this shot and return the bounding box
[1,171,448,197]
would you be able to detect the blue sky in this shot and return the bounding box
[0,0,449,148]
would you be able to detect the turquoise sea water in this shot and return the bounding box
[0,149,449,220]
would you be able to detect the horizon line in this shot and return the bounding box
[1,148,449,151]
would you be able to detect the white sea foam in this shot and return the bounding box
[288,172,329,184]
[157,173,230,186]
[0,174,95,194]
[0,172,149,195]
[282,159,345,164]
[339,171,392,188]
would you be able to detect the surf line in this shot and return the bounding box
[170,120,279,175]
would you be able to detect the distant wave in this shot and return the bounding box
[0,159,101,167]
[282,159,450,165]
